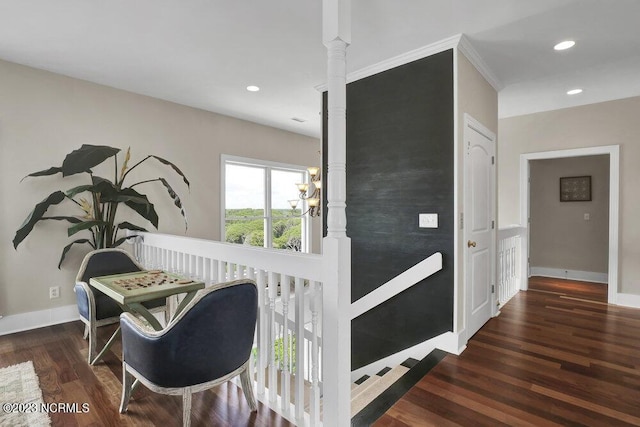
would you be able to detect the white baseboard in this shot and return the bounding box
[435,331,467,355]
[530,267,608,284]
[0,305,79,336]
[615,293,640,309]
[350,330,466,382]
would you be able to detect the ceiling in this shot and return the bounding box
[1,0,639,139]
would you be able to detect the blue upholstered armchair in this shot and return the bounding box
[74,248,167,365]
[119,279,258,427]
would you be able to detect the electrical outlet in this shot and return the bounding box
[49,286,60,299]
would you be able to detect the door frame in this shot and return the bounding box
[519,145,620,303]
[463,114,497,342]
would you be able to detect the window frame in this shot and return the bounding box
[221,154,311,252]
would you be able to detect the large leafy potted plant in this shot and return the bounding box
[13,144,189,268]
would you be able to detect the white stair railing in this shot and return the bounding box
[497,226,528,307]
[130,232,323,426]
[350,252,443,320]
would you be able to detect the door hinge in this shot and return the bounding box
[491,220,495,229]
[491,285,495,293]
[460,212,464,229]
[491,156,495,165]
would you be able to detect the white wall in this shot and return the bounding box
[499,96,640,295]
[0,59,320,318]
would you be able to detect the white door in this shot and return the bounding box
[464,115,496,340]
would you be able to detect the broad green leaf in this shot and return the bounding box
[113,222,148,247]
[91,175,114,185]
[159,177,188,230]
[13,191,66,248]
[42,216,83,224]
[21,167,62,182]
[101,193,148,205]
[65,185,95,198]
[125,200,158,228]
[117,222,148,232]
[150,155,190,189]
[61,145,120,177]
[66,179,117,201]
[67,220,108,237]
[58,239,94,269]
[91,178,118,197]
[120,188,159,228]
[113,236,132,247]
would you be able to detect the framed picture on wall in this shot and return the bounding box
[560,176,591,202]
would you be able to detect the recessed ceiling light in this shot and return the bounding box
[246,85,260,92]
[567,88,583,95]
[554,40,575,51]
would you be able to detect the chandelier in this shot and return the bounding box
[289,166,321,217]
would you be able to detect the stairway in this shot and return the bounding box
[351,364,412,416]
[350,349,448,426]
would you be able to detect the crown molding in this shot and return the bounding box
[315,34,462,91]
[315,34,502,92]
[457,34,503,91]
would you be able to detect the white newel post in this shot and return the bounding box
[322,0,352,426]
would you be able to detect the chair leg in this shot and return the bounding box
[87,323,97,364]
[182,389,192,427]
[120,365,134,413]
[240,365,257,411]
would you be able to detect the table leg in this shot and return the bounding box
[127,303,164,331]
[173,291,198,318]
[90,326,121,366]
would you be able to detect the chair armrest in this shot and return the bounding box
[120,312,163,338]
[74,282,92,321]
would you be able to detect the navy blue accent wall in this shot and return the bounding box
[323,50,454,370]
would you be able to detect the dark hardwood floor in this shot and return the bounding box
[375,277,640,426]
[0,321,293,427]
[3,278,639,426]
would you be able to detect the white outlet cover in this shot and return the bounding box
[49,286,60,299]
[419,213,438,228]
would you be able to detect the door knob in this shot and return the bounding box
[467,240,477,248]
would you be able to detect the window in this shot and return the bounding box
[222,155,310,252]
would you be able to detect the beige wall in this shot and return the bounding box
[530,156,609,273]
[499,96,640,294]
[0,59,320,317]
[455,50,498,332]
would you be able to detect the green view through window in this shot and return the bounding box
[222,156,309,252]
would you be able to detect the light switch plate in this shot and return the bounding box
[419,213,438,228]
